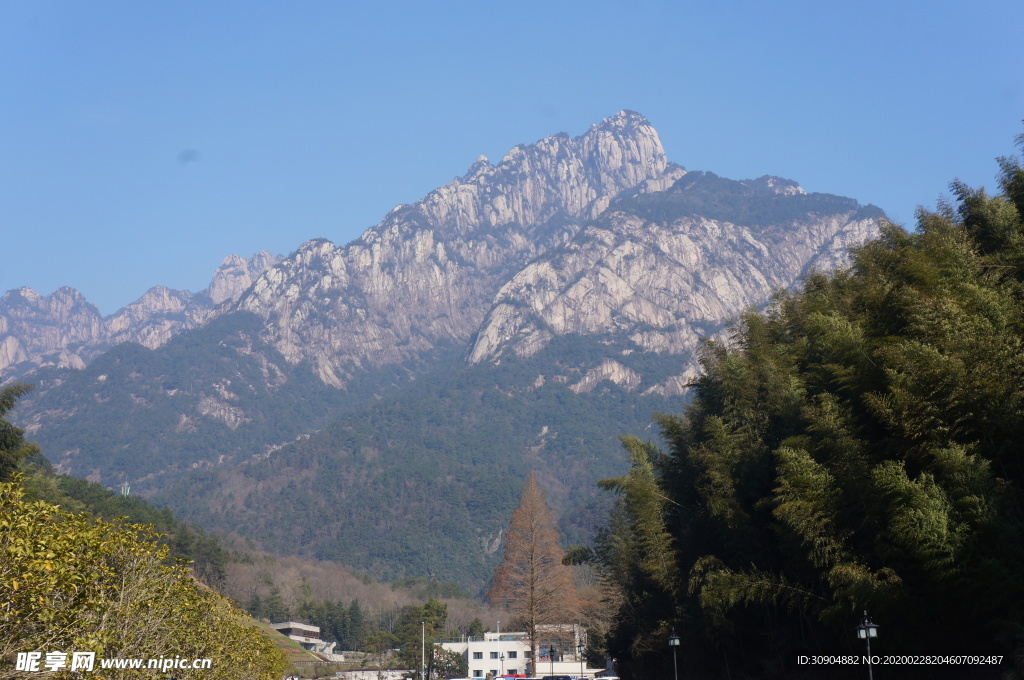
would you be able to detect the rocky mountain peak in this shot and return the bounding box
[390,110,675,239]
[6,113,881,397]
[206,250,282,305]
[466,155,492,178]
[1,251,281,379]
[467,170,885,392]
[230,112,684,386]
[595,109,649,127]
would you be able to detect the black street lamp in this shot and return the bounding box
[577,643,585,679]
[549,646,557,678]
[856,611,879,680]
[668,633,680,680]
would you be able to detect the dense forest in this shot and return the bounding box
[152,337,679,589]
[585,138,1024,679]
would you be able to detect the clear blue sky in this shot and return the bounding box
[2,0,1023,315]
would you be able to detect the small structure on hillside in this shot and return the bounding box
[270,621,344,661]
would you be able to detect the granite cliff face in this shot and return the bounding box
[0,251,280,378]
[0,287,106,373]
[467,173,882,394]
[231,111,684,386]
[206,251,282,305]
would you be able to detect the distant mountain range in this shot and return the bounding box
[0,251,280,374]
[4,111,884,590]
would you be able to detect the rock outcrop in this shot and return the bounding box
[0,251,280,378]
[0,287,105,372]
[206,251,281,305]
[468,172,882,393]
[231,111,684,386]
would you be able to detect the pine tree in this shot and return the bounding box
[488,472,579,673]
[394,598,448,679]
[348,599,366,650]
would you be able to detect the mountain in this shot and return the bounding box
[0,251,281,379]
[468,171,882,391]
[9,112,885,590]
[225,110,684,387]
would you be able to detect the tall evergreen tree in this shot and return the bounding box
[348,599,367,650]
[395,598,448,679]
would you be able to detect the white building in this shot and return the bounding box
[440,625,600,679]
[440,631,531,679]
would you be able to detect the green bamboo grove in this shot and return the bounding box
[589,136,1024,679]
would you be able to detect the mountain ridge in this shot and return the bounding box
[0,251,281,379]
[7,111,887,589]
[226,110,684,386]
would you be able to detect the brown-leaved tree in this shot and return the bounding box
[488,472,579,673]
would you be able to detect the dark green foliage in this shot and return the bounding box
[291,597,435,653]
[251,586,291,623]
[594,144,1024,679]
[16,313,368,484]
[435,645,470,680]
[152,341,674,591]
[613,172,884,229]
[18,465,231,587]
[0,383,40,481]
[393,598,450,678]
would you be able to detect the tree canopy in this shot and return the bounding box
[0,479,286,679]
[591,136,1024,679]
[0,383,40,482]
[489,472,580,673]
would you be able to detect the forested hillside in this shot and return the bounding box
[6,452,504,664]
[588,139,1024,679]
[18,462,231,588]
[1,388,287,680]
[153,338,681,589]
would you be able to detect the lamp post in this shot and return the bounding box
[668,633,679,680]
[421,621,426,680]
[577,643,585,680]
[549,646,557,678]
[856,611,879,680]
